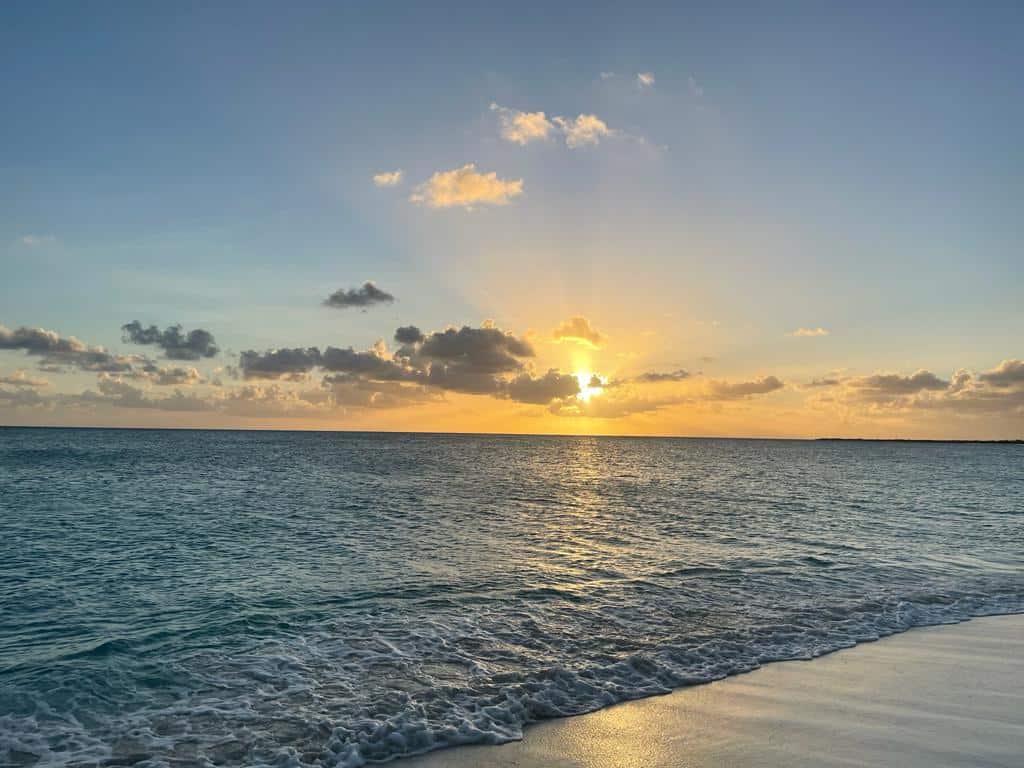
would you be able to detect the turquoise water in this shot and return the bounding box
[1,428,1021,766]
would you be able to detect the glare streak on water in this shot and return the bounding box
[0,429,1021,766]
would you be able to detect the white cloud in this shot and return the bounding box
[636,72,655,88]
[553,114,614,148]
[489,103,554,145]
[410,164,524,210]
[599,71,615,80]
[20,235,57,247]
[687,75,704,97]
[373,170,404,187]
[790,327,830,337]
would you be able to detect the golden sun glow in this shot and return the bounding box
[574,371,604,402]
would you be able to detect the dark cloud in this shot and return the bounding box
[320,346,417,381]
[979,359,1024,388]
[418,326,534,373]
[230,322,634,409]
[239,347,321,379]
[846,370,948,395]
[425,363,505,395]
[635,369,691,383]
[0,324,133,372]
[323,282,395,310]
[506,369,580,404]
[394,325,425,345]
[121,321,219,360]
[708,376,784,399]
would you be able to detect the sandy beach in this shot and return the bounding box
[400,614,1024,768]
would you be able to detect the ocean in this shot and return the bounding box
[1,428,1021,766]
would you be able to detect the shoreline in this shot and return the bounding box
[397,613,1024,767]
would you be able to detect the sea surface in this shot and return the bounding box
[1,428,1021,767]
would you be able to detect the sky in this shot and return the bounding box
[1,1,1022,438]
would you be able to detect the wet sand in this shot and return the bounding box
[400,614,1024,768]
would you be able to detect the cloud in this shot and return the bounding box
[506,369,580,404]
[551,392,682,419]
[845,370,948,397]
[74,375,214,412]
[634,369,691,383]
[417,325,534,372]
[807,361,1024,417]
[553,114,614,148]
[323,282,395,310]
[790,327,830,337]
[599,71,615,80]
[636,72,655,88]
[320,346,416,381]
[144,366,202,386]
[687,75,704,98]
[219,383,329,418]
[239,347,321,379]
[410,164,523,209]
[323,376,439,409]
[707,376,785,399]
[490,103,555,145]
[20,235,57,247]
[0,370,48,388]
[235,322,581,407]
[121,321,219,360]
[491,102,619,149]
[551,315,606,348]
[0,324,134,373]
[373,170,403,187]
[0,387,47,408]
[979,359,1024,388]
[551,371,786,419]
[239,323,536,391]
[394,325,425,345]
[406,324,540,397]
[2,317,614,416]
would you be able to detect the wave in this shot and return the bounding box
[2,590,1021,768]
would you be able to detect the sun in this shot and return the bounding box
[574,371,604,403]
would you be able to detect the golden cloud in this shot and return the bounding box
[552,315,607,348]
[490,103,554,145]
[410,164,523,209]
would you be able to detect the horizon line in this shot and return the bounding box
[1,424,1020,444]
